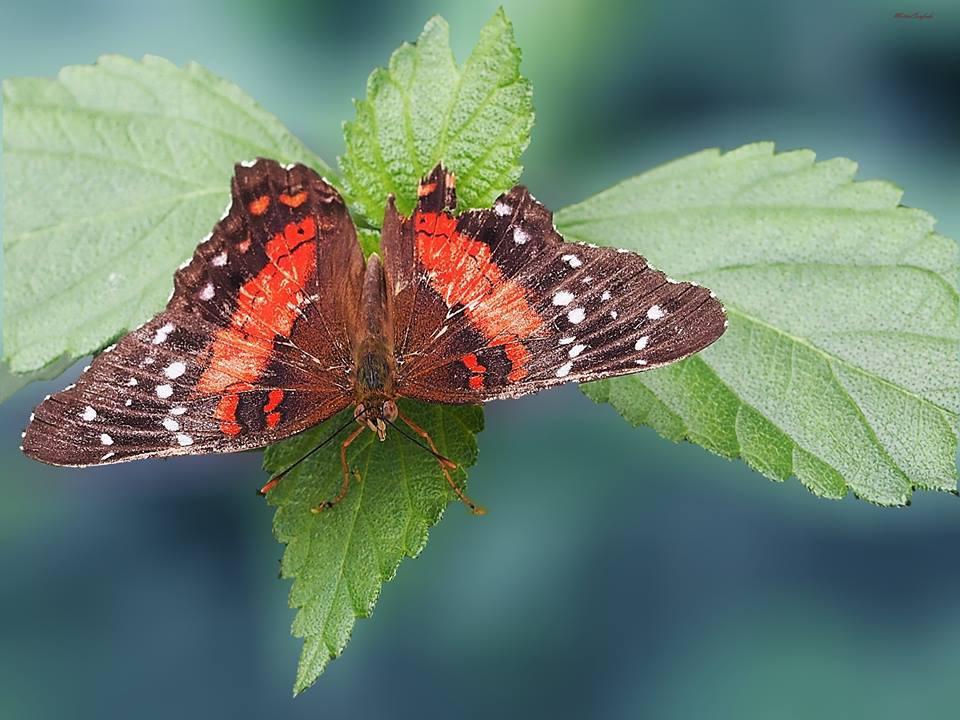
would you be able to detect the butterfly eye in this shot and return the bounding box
[383,400,398,422]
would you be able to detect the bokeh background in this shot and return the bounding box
[1,1,958,718]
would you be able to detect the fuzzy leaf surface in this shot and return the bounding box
[340,9,533,227]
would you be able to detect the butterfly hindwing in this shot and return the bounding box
[383,165,727,403]
[23,159,363,466]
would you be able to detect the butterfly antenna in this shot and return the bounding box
[387,419,457,469]
[387,416,486,516]
[258,416,356,496]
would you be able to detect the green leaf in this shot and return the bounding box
[556,142,959,506]
[2,54,333,374]
[340,8,533,227]
[264,401,483,695]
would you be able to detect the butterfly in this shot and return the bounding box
[21,159,727,513]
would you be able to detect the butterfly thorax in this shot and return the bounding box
[352,253,398,440]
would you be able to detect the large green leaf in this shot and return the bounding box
[264,401,483,695]
[557,142,959,505]
[340,8,533,228]
[2,55,333,373]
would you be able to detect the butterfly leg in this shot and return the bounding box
[397,410,487,516]
[310,423,366,514]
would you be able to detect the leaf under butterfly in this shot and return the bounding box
[556,142,959,506]
[264,401,482,695]
[0,357,74,405]
[2,54,332,374]
[340,8,534,228]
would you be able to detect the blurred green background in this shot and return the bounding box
[1,0,958,718]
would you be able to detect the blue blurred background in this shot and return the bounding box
[1,1,958,717]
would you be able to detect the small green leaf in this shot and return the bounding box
[264,401,482,694]
[2,55,333,374]
[557,142,959,505]
[340,8,533,227]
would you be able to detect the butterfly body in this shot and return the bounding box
[22,159,727,505]
[351,252,398,441]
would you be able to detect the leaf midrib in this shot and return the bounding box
[5,187,225,248]
[319,433,375,652]
[5,101,302,167]
[721,303,957,421]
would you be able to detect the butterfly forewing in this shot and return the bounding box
[383,165,727,403]
[23,159,363,466]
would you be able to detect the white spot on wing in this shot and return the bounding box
[81,406,97,422]
[601,291,611,301]
[163,418,180,432]
[552,291,575,306]
[170,406,187,415]
[494,201,512,216]
[610,310,618,319]
[152,323,175,344]
[212,252,227,267]
[125,399,133,407]
[240,159,258,168]
[101,452,115,461]
[559,336,576,345]
[176,434,194,447]
[635,359,648,365]
[647,305,665,320]
[126,378,138,387]
[156,384,173,399]
[513,227,530,244]
[567,307,586,324]
[199,283,215,301]
[556,362,573,378]
[100,433,114,446]
[635,336,649,351]
[569,344,587,358]
[164,361,187,380]
[561,254,583,268]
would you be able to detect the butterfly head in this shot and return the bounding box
[354,398,398,441]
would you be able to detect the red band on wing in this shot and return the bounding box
[416,212,542,383]
[196,217,317,435]
[263,388,284,413]
[462,353,486,390]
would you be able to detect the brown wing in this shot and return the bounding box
[381,165,727,404]
[23,159,364,466]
